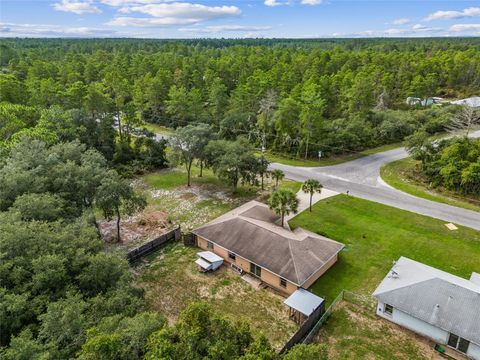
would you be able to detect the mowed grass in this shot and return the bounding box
[317,301,437,360]
[289,194,480,304]
[264,142,403,167]
[138,242,298,349]
[381,158,480,212]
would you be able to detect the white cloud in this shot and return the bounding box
[425,7,480,21]
[108,3,241,27]
[0,22,115,37]
[264,0,319,6]
[391,18,410,25]
[53,0,101,14]
[264,0,287,6]
[178,25,272,33]
[450,23,480,32]
[100,0,170,5]
[333,24,442,38]
[301,0,323,5]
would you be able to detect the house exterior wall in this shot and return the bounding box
[302,254,338,289]
[376,301,448,344]
[468,342,480,360]
[376,301,480,359]
[196,236,297,295]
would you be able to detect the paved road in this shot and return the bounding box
[270,130,480,230]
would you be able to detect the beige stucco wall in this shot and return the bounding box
[302,253,338,289]
[259,266,297,295]
[195,236,297,295]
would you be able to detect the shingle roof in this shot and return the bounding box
[373,257,480,346]
[192,201,344,286]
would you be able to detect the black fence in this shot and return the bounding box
[126,226,181,263]
[280,300,325,354]
[183,232,197,246]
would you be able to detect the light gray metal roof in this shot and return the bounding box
[195,258,213,270]
[373,257,480,346]
[284,289,324,316]
[197,251,223,263]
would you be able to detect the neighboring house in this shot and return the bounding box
[406,97,443,106]
[450,96,480,108]
[373,257,480,359]
[191,200,344,295]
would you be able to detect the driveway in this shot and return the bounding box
[270,130,480,230]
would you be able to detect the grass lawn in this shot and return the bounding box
[381,158,480,212]
[138,242,298,349]
[317,301,439,359]
[141,122,174,135]
[289,194,480,305]
[264,142,403,167]
[139,165,301,230]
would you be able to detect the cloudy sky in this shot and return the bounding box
[1,0,479,38]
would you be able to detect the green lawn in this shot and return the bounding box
[289,195,480,305]
[381,158,480,212]
[318,301,436,359]
[141,122,174,135]
[139,243,297,349]
[264,142,403,167]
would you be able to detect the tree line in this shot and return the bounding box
[1,38,479,160]
[0,136,328,359]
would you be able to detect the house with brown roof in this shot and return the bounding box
[192,200,344,295]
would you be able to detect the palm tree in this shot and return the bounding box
[302,179,323,212]
[270,169,285,188]
[268,189,299,227]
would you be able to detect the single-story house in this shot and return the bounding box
[450,96,480,108]
[191,200,344,295]
[373,257,480,359]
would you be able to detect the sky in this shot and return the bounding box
[1,0,480,38]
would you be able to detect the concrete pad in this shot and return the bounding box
[445,223,458,231]
[241,273,262,289]
[285,188,339,223]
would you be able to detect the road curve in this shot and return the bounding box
[270,130,480,230]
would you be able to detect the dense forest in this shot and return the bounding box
[1,38,479,358]
[1,38,480,160]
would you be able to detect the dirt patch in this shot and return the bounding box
[98,207,170,247]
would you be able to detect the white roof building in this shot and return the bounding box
[450,96,480,108]
[373,257,480,359]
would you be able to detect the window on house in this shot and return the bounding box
[250,263,261,277]
[207,241,213,250]
[228,252,236,261]
[448,333,470,354]
[458,338,470,353]
[280,278,287,288]
[384,304,393,315]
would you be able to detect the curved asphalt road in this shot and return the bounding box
[270,130,480,230]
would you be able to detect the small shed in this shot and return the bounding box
[195,251,223,272]
[284,288,325,324]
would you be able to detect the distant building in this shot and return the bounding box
[191,200,344,295]
[450,96,480,108]
[373,257,480,359]
[406,97,443,106]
